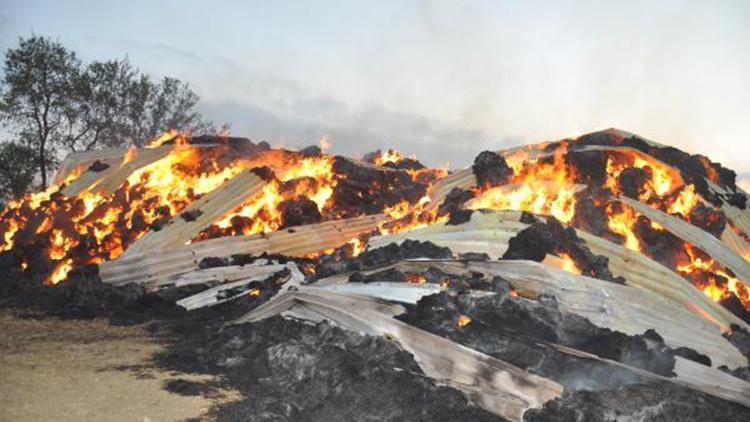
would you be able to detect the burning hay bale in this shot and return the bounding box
[3,128,750,420]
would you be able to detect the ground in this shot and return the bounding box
[0,309,239,422]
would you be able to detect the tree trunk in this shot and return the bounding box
[39,141,47,189]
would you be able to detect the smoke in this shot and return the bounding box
[4,1,750,170]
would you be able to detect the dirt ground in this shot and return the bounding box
[0,310,239,422]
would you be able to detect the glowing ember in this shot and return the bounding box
[457,315,472,327]
[406,273,427,284]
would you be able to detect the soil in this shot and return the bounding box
[0,309,239,422]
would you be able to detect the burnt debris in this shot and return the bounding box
[503,216,625,284]
[472,150,513,189]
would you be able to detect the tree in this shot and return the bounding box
[0,35,215,190]
[63,60,215,150]
[0,142,37,199]
[0,36,80,188]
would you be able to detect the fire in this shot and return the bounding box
[348,237,365,257]
[605,203,641,251]
[1,127,452,286]
[123,145,137,163]
[378,196,448,235]
[1,219,19,252]
[47,259,73,285]
[468,183,577,223]
[603,155,680,202]
[457,315,472,327]
[49,229,76,260]
[375,149,405,166]
[146,129,189,148]
[667,184,698,217]
[383,200,412,220]
[469,144,577,223]
[677,244,750,309]
[201,155,337,239]
[406,273,427,284]
[559,253,581,274]
[1,139,341,283]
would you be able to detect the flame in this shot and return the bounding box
[457,315,472,327]
[0,130,447,286]
[123,145,137,163]
[677,244,750,309]
[0,138,331,276]
[406,273,427,284]
[468,143,577,223]
[47,259,73,285]
[348,237,365,257]
[604,155,680,202]
[49,229,76,260]
[374,149,405,166]
[383,200,411,220]
[469,184,577,223]
[559,253,581,274]
[1,219,19,252]
[146,129,189,148]
[606,203,641,251]
[202,155,337,239]
[667,184,698,216]
[378,195,448,235]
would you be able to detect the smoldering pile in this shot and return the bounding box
[3,128,750,421]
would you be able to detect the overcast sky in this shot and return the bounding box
[1,0,749,171]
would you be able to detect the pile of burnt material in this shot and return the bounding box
[3,128,750,421]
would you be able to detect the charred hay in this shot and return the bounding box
[503,215,625,284]
[397,291,750,420]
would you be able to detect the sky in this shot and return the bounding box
[1,0,749,172]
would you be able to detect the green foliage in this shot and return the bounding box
[0,36,80,187]
[0,142,37,200]
[0,35,213,189]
